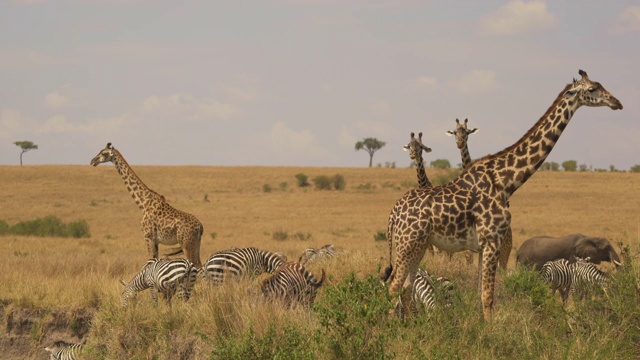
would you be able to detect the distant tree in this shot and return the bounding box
[578,163,590,172]
[430,159,451,169]
[14,141,38,166]
[549,162,560,171]
[355,138,386,168]
[540,162,551,171]
[630,164,640,173]
[562,160,577,172]
[610,165,617,172]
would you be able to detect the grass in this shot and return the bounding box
[0,165,639,359]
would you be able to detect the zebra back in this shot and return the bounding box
[202,247,285,285]
[121,258,195,306]
[261,262,325,308]
[45,341,83,360]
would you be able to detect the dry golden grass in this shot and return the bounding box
[0,165,639,359]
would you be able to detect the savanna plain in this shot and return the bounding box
[0,165,639,359]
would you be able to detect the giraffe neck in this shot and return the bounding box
[459,144,473,170]
[111,149,164,210]
[415,154,432,187]
[474,84,580,197]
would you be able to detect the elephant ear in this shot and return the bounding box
[575,237,613,264]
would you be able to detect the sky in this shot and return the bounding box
[1,0,639,169]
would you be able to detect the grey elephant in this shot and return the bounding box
[516,233,622,271]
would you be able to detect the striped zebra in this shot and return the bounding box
[570,256,609,300]
[45,341,83,360]
[261,262,325,308]
[395,268,455,317]
[298,244,335,264]
[541,258,573,303]
[201,247,286,285]
[120,258,197,307]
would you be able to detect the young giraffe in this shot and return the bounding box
[384,70,622,321]
[446,118,511,268]
[90,143,204,267]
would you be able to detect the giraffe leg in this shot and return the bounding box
[480,238,500,322]
[498,228,513,269]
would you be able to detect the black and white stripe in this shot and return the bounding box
[570,257,609,299]
[261,262,325,308]
[395,268,454,317]
[201,247,286,285]
[45,341,83,360]
[298,244,335,264]
[541,258,573,303]
[120,258,197,307]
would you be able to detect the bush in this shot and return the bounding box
[313,176,332,190]
[0,220,8,235]
[279,182,288,191]
[562,160,577,171]
[503,266,556,308]
[295,173,309,187]
[373,231,386,241]
[262,184,272,193]
[272,230,288,241]
[430,159,451,169]
[333,174,346,190]
[432,169,461,186]
[0,216,91,238]
[213,323,316,359]
[630,164,640,173]
[67,220,91,238]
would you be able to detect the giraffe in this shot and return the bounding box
[403,132,433,188]
[384,70,622,321]
[446,118,511,268]
[90,143,204,268]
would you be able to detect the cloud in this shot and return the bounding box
[139,93,241,121]
[370,101,391,118]
[448,70,501,94]
[37,114,129,135]
[339,120,397,149]
[269,121,319,154]
[611,6,640,33]
[0,109,36,139]
[412,76,437,91]
[478,0,557,35]
[44,91,70,109]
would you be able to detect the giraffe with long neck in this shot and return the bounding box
[90,143,204,267]
[403,132,432,188]
[384,70,622,321]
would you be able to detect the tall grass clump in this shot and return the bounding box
[295,173,309,187]
[313,175,332,190]
[333,174,346,190]
[213,323,316,359]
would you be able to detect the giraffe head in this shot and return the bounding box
[403,132,432,160]
[564,70,623,110]
[445,118,478,149]
[90,143,117,166]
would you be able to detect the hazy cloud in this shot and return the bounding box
[0,109,34,139]
[44,91,70,109]
[448,70,501,94]
[611,6,640,33]
[478,0,557,35]
[412,76,438,91]
[139,93,241,121]
[269,121,328,158]
[370,101,391,118]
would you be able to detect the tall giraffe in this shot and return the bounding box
[384,70,622,321]
[446,118,511,268]
[90,143,204,267]
[403,132,433,187]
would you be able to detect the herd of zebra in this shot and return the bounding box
[541,256,609,304]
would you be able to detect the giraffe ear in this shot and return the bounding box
[469,128,479,134]
[402,145,410,152]
[107,142,113,149]
[578,69,588,79]
[446,130,455,136]
[421,145,432,153]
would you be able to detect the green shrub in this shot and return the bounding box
[333,174,346,190]
[279,182,288,191]
[0,220,8,235]
[272,230,288,241]
[373,231,386,242]
[503,266,555,308]
[213,323,316,359]
[432,169,461,186]
[313,176,332,190]
[295,173,309,187]
[67,220,91,238]
[314,272,396,359]
[262,184,272,193]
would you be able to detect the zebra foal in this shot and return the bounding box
[298,244,335,264]
[45,341,83,360]
[541,258,573,303]
[201,247,286,285]
[395,268,455,317]
[120,258,197,307]
[261,262,325,308]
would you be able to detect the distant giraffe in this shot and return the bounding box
[403,132,432,187]
[384,70,622,321]
[446,118,511,268]
[90,143,204,267]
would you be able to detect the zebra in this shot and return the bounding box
[394,268,455,317]
[120,258,197,307]
[45,341,83,360]
[298,244,335,264]
[541,258,573,303]
[261,262,325,308]
[570,256,609,300]
[201,247,286,285]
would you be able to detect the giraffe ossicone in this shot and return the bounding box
[384,70,622,322]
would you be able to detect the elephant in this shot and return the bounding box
[516,233,622,271]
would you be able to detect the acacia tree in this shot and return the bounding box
[14,141,38,166]
[355,137,386,167]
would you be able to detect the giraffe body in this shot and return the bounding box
[90,144,204,267]
[385,70,622,321]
